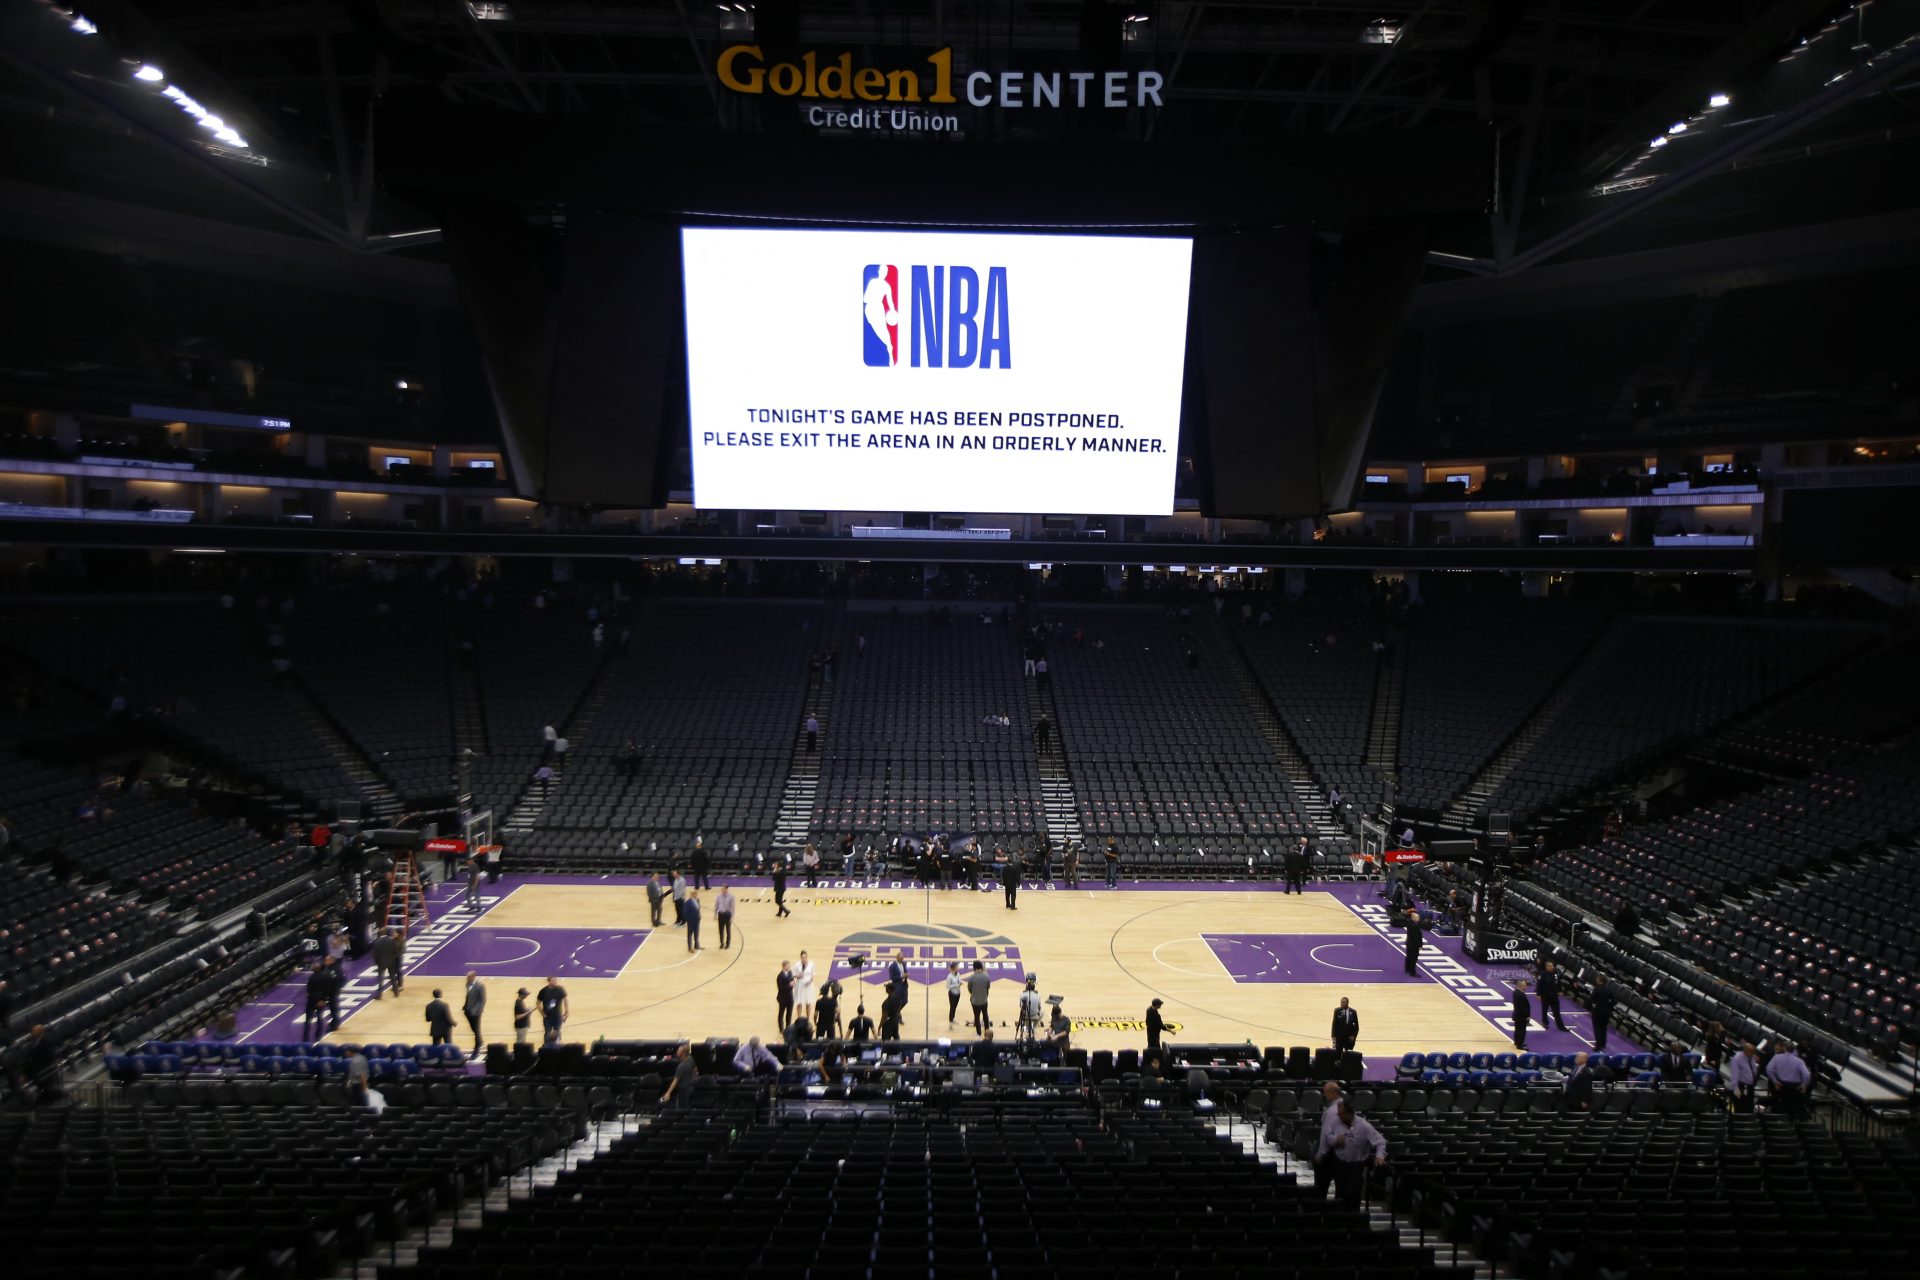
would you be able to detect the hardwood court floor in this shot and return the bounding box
[324,879,1512,1058]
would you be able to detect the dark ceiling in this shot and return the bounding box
[4,0,1919,278]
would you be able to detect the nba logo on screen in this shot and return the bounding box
[862,262,1011,369]
[862,264,901,367]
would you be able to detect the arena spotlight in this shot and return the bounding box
[1709,92,1731,108]
[133,63,164,82]
[70,14,98,34]
[1667,121,1688,134]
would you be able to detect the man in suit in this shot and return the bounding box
[1402,911,1424,976]
[1656,1040,1691,1084]
[370,927,404,999]
[301,961,330,1041]
[1564,1051,1596,1111]
[1536,960,1568,1032]
[1728,1041,1760,1113]
[462,971,486,1054]
[771,860,793,917]
[424,989,456,1046]
[1000,854,1020,910]
[1588,974,1618,1050]
[683,891,703,952]
[1511,980,1531,1050]
[1146,998,1166,1051]
[1285,838,1309,894]
[645,873,665,927]
[1331,997,1359,1053]
[714,883,736,949]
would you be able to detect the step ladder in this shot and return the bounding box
[383,851,431,938]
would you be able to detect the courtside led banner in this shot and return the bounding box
[681,227,1193,514]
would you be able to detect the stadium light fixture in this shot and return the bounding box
[1650,136,1668,148]
[1667,121,1688,134]
[133,63,164,82]
[1709,92,1731,108]
[70,14,98,34]
[1363,18,1402,45]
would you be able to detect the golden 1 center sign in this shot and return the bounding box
[717,44,1165,135]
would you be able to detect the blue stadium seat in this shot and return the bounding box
[1469,1052,1495,1071]
[1515,1053,1540,1070]
[1468,1071,1494,1089]
[1445,1071,1472,1088]
[1691,1069,1718,1088]
[1630,1053,1656,1071]
[1421,1069,1447,1084]
[238,1055,267,1073]
[1421,1052,1448,1070]
[1396,1052,1423,1077]
[1446,1052,1472,1070]
[1493,1052,1518,1070]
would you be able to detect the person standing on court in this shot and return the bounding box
[462,970,487,1054]
[646,872,665,927]
[1286,838,1310,894]
[793,952,816,1022]
[803,843,822,888]
[771,857,793,917]
[537,975,569,1045]
[424,988,455,1046]
[464,856,483,912]
[683,890,703,952]
[1146,998,1166,1051]
[302,961,330,1041]
[1536,960,1567,1031]
[690,836,711,890]
[1588,974,1618,1050]
[1331,997,1359,1053]
[1319,1099,1387,1209]
[374,932,408,997]
[945,962,965,1027]
[670,869,689,926]
[1402,911,1424,976]
[1000,854,1020,909]
[1510,979,1531,1050]
[776,960,796,1030]
[714,883,736,948]
[513,988,532,1045]
[1063,841,1081,888]
[1104,836,1120,888]
[967,960,993,1034]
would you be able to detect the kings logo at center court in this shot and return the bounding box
[862,263,1012,369]
[829,922,1026,985]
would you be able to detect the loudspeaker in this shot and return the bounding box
[1427,839,1478,863]
[1486,812,1512,834]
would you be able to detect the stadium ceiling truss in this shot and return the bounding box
[4,0,1918,273]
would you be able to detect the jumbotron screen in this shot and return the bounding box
[681,227,1193,514]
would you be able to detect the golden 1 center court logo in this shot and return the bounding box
[829,922,1025,987]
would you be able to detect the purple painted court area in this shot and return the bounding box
[1205,933,1427,984]
[408,927,649,980]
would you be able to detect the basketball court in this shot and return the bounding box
[232,873,1624,1073]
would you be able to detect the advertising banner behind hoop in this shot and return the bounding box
[424,838,469,854]
[1383,848,1427,865]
